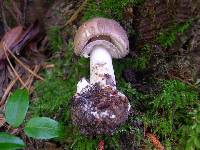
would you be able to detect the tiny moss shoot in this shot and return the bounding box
[47,26,64,52]
[156,20,193,48]
[83,0,144,21]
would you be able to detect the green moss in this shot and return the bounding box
[113,77,199,149]
[156,20,193,48]
[70,134,99,150]
[47,26,64,52]
[141,80,199,148]
[113,44,151,73]
[179,104,200,150]
[83,0,144,21]
[32,40,89,120]
[132,44,151,70]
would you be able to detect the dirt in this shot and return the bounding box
[71,83,130,136]
[130,0,200,83]
[123,69,162,94]
[44,0,83,29]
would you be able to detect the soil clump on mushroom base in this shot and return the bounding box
[71,83,130,136]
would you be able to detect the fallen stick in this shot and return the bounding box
[3,42,44,81]
[7,66,16,79]
[168,73,198,89]
[3,45,26,88]
[62,0,88,28]
[4,3,21,25]
[0,1,10,31]
[42,64,55,69]
[26,65,41,90]
[0,78,17,106]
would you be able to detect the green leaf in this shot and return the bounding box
[0,132,25,150]
[5,89,29,128]
[24,117,61,139]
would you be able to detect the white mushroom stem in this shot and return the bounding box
[76,78,90,94]
[90,46,116,87]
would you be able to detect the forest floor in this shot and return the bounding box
[0,0,200,150]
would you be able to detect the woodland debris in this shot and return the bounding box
[3,43,44,81]
[97,140,105,150]
[146,132,165,150]
[3,46,26,88]
[0,77,17,106]
[0,22,43,104]
[62,0,88,28]
[0,113,5,128]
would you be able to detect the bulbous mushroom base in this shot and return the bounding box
[71,83,130,136]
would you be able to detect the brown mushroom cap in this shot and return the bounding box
[71,83,130,136]
[74,18,129,58]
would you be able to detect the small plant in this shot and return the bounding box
[0,133,25,150]
[0,89,62,150]
[24,117,62,139]
[5,89,29,128]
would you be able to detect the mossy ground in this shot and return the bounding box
[30,0,200,149]
[156,19,193,48]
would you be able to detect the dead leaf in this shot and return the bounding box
[0,26,24,59]
[146,132,165,150]
[10,21,40,54]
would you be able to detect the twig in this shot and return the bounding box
[0,114,5,127]
[62,0,88,28]
[4,3,21,25]
[146,132,165,150]
[3,42,44,81]
[24,65,40,90]
[2,45,26,88]
[0,1,10,31]
[168,73,198,89]
[28,66,40,89]
[7,66,15,79]
[0,78,17,106]
[11,0,22,20]
[42,64,55,69]
[28,86,34,95]
[9,0,22,24]
[11,127,22,135]
[23,0,27,24]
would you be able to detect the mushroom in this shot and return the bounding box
[71,17,130,136]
